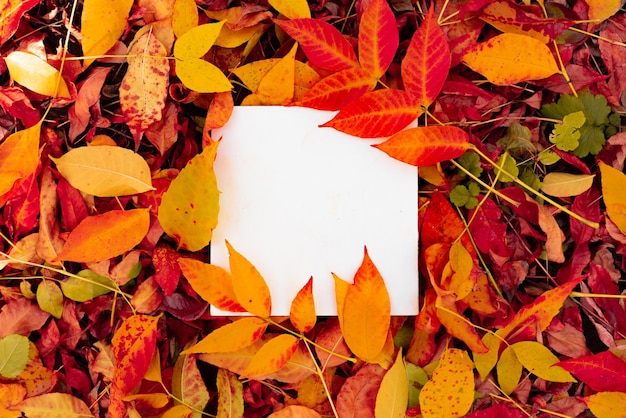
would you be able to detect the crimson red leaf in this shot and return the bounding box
[557,351,626,392]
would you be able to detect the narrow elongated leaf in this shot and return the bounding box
[374,126,469,166]
[274,19,359,71]
[586,392,626,418]
[0,335,29,378]
[497,345,522,395]
[51,145,154,196]
[182,317,268,354]
[290,277,316,333]
[54,209,150,263]
[375,351,408,418]
[158,141,220,251]
[256,43,297,105]
[171,351,210,413]
[322,89,419,138]
[600,162,626,233]
[511,341,575,382]
[541,172,594,197]
[36,281,63,319]
[0,121,40,199]
[342,248,390,362]
[6,51,70,98]
[463,33,560,85]
[557,351,626,392]
[242,334,299,378]
[81,0,133,66]
[227,241,272,317]
[14,393,93,417]
[419,348,474,418]
[174,21,225,60]
[401,8,450,107]
[358,0,398,78]
[216,369,244,418]
[0,0,40,44]
[268,0,310,19]
[435,294,488,353]
[297,67,376,110]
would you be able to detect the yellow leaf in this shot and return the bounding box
[496,345,522,395]
[441,240,474,300]
[161,405,193,418]
[0,121,40,199]
[122,393,169,408]
[226,241,272,317]
[144,349,162,383]
[81,0,133,66]
[174,21,225,60]
[256,43,297,105]
[182,317,268,354]
[419,348,474,418]
[586,392,626,418]
[176,58,233,93]
[5,52,70,98]
[289,276,316,333]
[172,0,198,38]
[474,333,501,380]
[158,141,220,251]
[14,393,92,417]
[60,270,117,302]
[375,351,408,418]
[268,0,311,19]
[600,161,626,234]
[586,0,621,22]
[242,334,299,378]
[36,281,63,319]
[342,248,390,363]
[172,349,210,412]
[510,341,575,382]
[463,33,560,85]
[215,24,265,48]
[232,59,318,93]
[54,209,150,263]
[216,369,243,418]
[541,172,595,197]
[50,145,154,197]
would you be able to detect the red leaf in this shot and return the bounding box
[56,177,88,232]
[402,7,450,107]
[297,67,376,110]
[557,351,626,392]
[0,0,40,44]
[358,0,398,78]
[336,364,385,418]
[274,18,359,72]
[152,244,181,296]
[4,173,39,239]
[321,89,419,138]
[0,298,50,339]
[68,67,111,142]
[373,125,469,166]
[0,87,40,127]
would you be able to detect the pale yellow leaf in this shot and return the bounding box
[375,350,408,418]
[14,393,93,417]
[172,0,198,38]
[5,51,69,98]
[176,59,233,93]
[174,21,225,60]
[81,0,133,66]
[463,33,560,85]
[268,0,311,19]
[50,145,154,197]
[496,345,522,395]
[511,341,575,382]
[541,172,595,197]
[586,391,626,418]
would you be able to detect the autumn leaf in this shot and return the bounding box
[600,161,626,234]
[358,0,398,79]
[297,67,376,110]
[586,0,622,22]
[226,241,272,317]
[0,0,39,44]
[36,281,63,319]
[51,145,154,196]
[268,0,310,19]
[158,141,220,251]
[0,335,30,378]
[172,0,198,38]
[242,334,299,378]
[510,341,575,382]
[182,317,268,354]
[81,0,133,66]
[268,405,322,417]
[0,121,41,200]
[5,51,70,98]
[172,350,210,413]
[541,172,595,197]
[255,43,298,105]
[54,208,150,263]
[290,276,316,333]
[462,33,560,85]
[0,298,50,339]
[497,345,522,395]
[585,392,626,418]
[60,270,117,302]
[375,350,408,418]
[216,369,244,418]
[12,393,93,417]
[557,350,626,392]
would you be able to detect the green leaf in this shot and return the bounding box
[549,111,585,152]
[574,125,605,157]
[0,334,30,378]
[61,270,117,302]
[578,92,610,125]
[36,281,64,319]
[496,152,519,183]
[497,123,535,154]
[457,152,483,177]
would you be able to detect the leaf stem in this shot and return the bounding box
[302,339,340,418]
[449,159,520,207]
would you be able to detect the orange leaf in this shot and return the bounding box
[401,7,450,107]
[178,258,246,312]
[203,91,234,145]
[289,276,316,333]
[54,209,150,263]
[358,0,398,79]
[342,248,390,362]
[462,33,560,85]
[0,0,39,45]
[216,369,244,418]
[111,314,160,395]
[13,393,92,416]
[600,161,626,234]
[242,334,299,378]
[297,67,375,110]
[182,317,268,354]
[436,294,489,354]
[268,405,322,417]
[333,273,350,333]
[373,126,469,166]
[274,18,359,71]
[419,348,474,418]
[256,43,297,105]
[227,241,272,317]
[321,89,420,138]
[586,0,622,22]
[0,121,40,200]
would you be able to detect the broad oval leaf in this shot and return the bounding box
[374,126,469,166]
[497,345,522,395]
[600,161,626,234]
[289,276,316,333]
[158,141,220,252]
[15,393,93,417]
[586,391,626,418]
[510,341,576,382]
[54,208,150,263]
[174,21,225,60]
[541,172,594,197]
[176,58,233,93]
[61,270,117,302]
[375,350,408,418]
[0,334,30,378]
[358,0,398,79]
[36,281,63,319]
[256,44,297,105]
[342,248,390,362]
[586,0,621,22]
[81,0,133,66]
[172,0,198,38]
[268,0,310,19]
[462,33,560,85]
[227,241,272,317]
[402,8,450,107]
[0,121,40,198]
[269,405,322,417]
[5,51,70,98]
[242,334,299,378]
[182,317,268,354]
[419,348,474,418]
[51,145,154,197]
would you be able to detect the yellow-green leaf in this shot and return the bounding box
[419,348,474,418]
[227,241,272,317]
[600,161,626,234]
[0,335,30,378]
[497,345,522,395]
[268,0,310,19]
[375,350,408,418]
[51,145,154,197]
[36,281,64,319]
[176,58,233,93]
[172,349,210,412]
[158,141,220,251]
[463,33,560,85]
[172,0,198,38]
[541,172,595,197]
[586,391,626,418]
[0,121,40,199]
[174,21,225,60]
[474,333,501,380]
[81,0,133,67]
[61,270,117,302]
[182,317,268,354]
[242,334,299,378]
[5,51,70,98]
[510,341,575,382]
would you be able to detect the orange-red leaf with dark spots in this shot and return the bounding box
[358,0,398,78]
[321,89,420,138]
[289,276,316,333]
[297,67,376,110]
[274,18,359,72]
[152,244,181,296]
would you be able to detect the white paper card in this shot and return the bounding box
[211,106,418,316]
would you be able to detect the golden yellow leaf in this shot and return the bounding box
[81,0,133,66]
[541,172,595,197]
[600,161,626,234]
[463,33,560,85]
[5,51,69,98]
[496,345,522,395]
[441,240,474,300]
[226,241,272,317]
[375,350,408,418]
[158,141,220,251]
[510,341,575,382]
[174,21,225,60]
[0,121,40,199]
[242,334,299,378]
[182,317,268,354]
[216,369,244,418]
[176,59,233,93]
[256,43,297,105]
[586,392,626,418]
[172,0,198,38]
[50,145,154,197]
[215,24,265,48]
[332,273,350,333]
[268,0,311,19]
[268,406,321,417]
